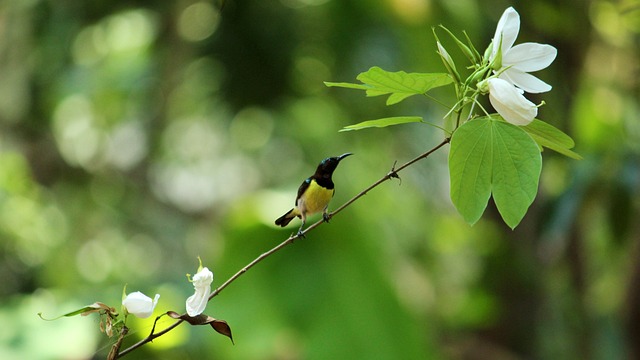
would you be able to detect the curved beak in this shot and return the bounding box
[337,153,353,161]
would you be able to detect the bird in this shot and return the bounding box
[275,153,353,236]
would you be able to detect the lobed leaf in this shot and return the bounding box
[326,67,452,105]
[449,117,542,229]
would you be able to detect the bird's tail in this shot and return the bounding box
[275,209,297,227]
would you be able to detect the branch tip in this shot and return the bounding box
[388,160,402,183]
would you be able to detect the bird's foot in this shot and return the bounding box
[322,212,331,223]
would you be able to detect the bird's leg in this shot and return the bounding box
[322,206,331,223]
[296,216,306,238]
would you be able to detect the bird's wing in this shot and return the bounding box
[295,178,312,205]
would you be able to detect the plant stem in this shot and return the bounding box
[116,137,450,358]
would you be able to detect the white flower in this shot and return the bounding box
[490,7,557,93]
[486,78,537,126]
[122,291,160,319]
[186,266,213,317]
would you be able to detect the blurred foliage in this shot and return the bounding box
[0,0,639,359]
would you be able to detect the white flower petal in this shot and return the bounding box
[487,78,537,126]
[186,287,211,317]
[192,267,213,287]
[491,7,520,60]
[185,266,214,317]
[123,291,160,319]
[503,43,557,72]
[500,68,552,93]
[489,7,556,94]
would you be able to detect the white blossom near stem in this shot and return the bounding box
[486,78,538,126]
[186,266,213,317]
[122,291,160,319]
[490,7,557,93]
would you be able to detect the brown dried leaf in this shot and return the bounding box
[165,311,233,343]
[210,319,234,344]
[166,310,181,319]
[166,311,208,325]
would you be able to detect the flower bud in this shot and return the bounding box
[436,41,460,82]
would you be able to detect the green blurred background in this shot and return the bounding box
[1,0,639,359]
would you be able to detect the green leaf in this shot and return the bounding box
[449,117,542,229]
[38,302,117,321]
[324,82,369,91]
[326,67,453,105]
[339,116,423,132]
[522,119,582,159]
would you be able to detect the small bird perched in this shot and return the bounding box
[275,153,352,236]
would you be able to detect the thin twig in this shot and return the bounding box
[116,137,450,358]
[116,319,183,358]
[108,326,128,360]
[329,137,450,219]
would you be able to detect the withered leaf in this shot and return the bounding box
[166,311,234,344]
[38,302,117,321]
[210,319,233,344]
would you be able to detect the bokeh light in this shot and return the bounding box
[2,0,639,359]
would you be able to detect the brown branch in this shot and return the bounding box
[116,137,450,358]
[107,326,128,360]
[116,317,183,358]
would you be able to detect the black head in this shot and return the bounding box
[315,153,352,178]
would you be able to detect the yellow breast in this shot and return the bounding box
[297,180,335,216]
